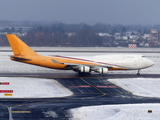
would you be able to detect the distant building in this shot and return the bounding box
[97,33,110,37]
[128,44,137,48]
[143,34,150,39]
[148,29,159,46]
[66,33,76,37]
[121,36,128,40]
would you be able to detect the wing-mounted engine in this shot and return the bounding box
[92,67,108,74]
[79,66,90,73]
[65,63,109,74]
[97,67,108,74]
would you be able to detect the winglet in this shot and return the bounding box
[6,34,39,56]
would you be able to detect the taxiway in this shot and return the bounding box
[0,73,160,119]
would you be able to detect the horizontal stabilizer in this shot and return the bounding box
[10,56,31,61]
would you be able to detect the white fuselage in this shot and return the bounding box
[67,54,154,70]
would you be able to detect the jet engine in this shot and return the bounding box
[97,67,108,74]
[79,66,90,73]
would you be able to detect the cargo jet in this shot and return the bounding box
[6,34,154,76]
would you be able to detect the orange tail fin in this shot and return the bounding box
[6,34,39,56]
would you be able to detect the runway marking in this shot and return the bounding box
[69,85,92,88]
[12,111,31,113]
[96,86,119,88]
[72,93,103,94]
[0,82,9,85]
[0,90,13,93]
[80,78,106,95]
[4,94,12,96]
[69,85,119,88]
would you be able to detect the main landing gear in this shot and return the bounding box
[137,70,140,76]
[78,72,91,75]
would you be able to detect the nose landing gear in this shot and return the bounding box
[137,70,140,76]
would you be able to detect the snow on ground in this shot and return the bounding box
[108,78,160,98]
[68,78,160,120]
[3,46,160,52]
[69,103,160,120]
[1,47,160,119]
[0,77,73,98]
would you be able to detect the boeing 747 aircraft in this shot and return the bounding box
[6,34,154,76]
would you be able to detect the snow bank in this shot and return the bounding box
[69,103,160,120]
[69,77,160,120]
[0,77,73,98]
[108,78,160,97]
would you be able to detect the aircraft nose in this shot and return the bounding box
[147,59,154,67]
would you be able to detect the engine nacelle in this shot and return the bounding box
[79,66,90,73]
[98,68,108,74]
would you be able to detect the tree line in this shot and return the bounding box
[0,23,159,47]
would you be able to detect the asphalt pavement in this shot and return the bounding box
[0,73,160,119]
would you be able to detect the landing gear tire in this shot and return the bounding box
[78,72,91,75]
[137,73,140,76]
[137,70,140,76]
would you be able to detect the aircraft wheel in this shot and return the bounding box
[137,73,140,76]
[78,72,91,75]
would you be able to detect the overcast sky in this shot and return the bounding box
[0,0,160,25]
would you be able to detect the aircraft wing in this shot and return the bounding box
[63,63,112,74]
[51,58,112,74]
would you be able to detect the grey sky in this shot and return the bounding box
[0,0,160,25]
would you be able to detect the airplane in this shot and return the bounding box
[6,34,154,76]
